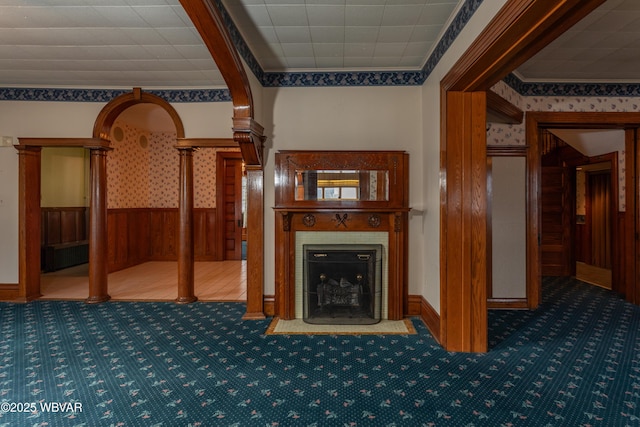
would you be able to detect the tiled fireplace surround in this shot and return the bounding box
[273,151,410,322]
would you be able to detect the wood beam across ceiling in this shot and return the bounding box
[180,0,265,167]
[442,0,607,92]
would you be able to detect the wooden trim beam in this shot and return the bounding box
[177,138,238,148]
[487,90,523,124]
[93,89,185,140]
[179,0,254,119]
[442,0,606,92]
[17,138,108,149]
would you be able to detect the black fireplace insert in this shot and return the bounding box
[303,244,382,325]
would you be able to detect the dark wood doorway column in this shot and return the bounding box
[439,0,605,352]
[86,147,111,303]
[16,145,42,302]
[176,147,197,303]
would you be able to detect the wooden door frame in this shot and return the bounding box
[440,0,605,352]
[13,90,186,303]
[527,112,638,304]
[216,151,244,261]
[575,152,618,278]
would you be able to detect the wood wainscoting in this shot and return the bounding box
[41,207,89,272]
[107,208,218,273]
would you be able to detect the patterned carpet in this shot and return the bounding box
[1,276,639,426]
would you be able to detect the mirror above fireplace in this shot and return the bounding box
[294,170,389,201]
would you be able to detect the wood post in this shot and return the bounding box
[16,146,42,302]
[86,148,110,303]
[176,147,197,304]
[243,166,265,319]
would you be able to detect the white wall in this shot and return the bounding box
[419,0,509,313]
[491,156,527,298]
[260,85,424,296]
[41,147,89,207]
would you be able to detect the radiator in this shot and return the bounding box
[41,241,89,272]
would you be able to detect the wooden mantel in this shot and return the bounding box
[273,151,410,321]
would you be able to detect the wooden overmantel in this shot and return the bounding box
[273,151,410,321]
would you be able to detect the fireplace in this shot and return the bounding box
[274,150,409,321]
[303,244,382,324]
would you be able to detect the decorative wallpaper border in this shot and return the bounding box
[0,88,231,103]
[505,73,640,97]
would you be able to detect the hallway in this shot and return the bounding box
[40,261,246,301]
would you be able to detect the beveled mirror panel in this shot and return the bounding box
[295,170,389,201]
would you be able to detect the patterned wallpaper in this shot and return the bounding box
[488,82,627,212]
[108,119,239,209]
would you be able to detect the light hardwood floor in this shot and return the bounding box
[40,261,246,301]
[576,261,612,290]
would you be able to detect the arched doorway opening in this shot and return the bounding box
[18,88,247,304]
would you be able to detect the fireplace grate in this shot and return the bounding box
[303,244,382,325]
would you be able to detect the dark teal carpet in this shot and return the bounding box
[1,276,639,426]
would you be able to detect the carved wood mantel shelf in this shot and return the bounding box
[274,151,410,321]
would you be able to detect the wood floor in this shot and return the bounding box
[575,261,612,289]
[40,261,246,301]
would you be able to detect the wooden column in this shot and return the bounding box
[243,166,265,319]
[440,91,488,353]
[176,147,197,304]
[86,148,110,303]
[16,146,42,302]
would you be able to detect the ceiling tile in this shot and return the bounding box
[306,5,345,26]
[377,26,414,43]
[275,26,312,43]
[280,42,314,57]
[345,5,384,26]
[242,5,272,27]
[266,5,309,26]
[344,42,375,57]
[310,26,345,43]
[381,5,423,26]
[344,26,379,43]
[285,57,317,68]
[374,42,407,57]
[312,43,344,57]
[315,57,344,68]
[417,3,457,26]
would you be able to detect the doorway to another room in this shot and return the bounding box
[38,102,247,302]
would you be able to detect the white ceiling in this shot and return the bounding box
[0,0,638,88]
[549,129,625,157]
[222,0,460,71]
[515,0,640,82]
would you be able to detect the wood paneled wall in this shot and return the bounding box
[41,207,88,246]
[107,208,217,273]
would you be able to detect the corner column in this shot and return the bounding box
[176,147,197,303]
[16,146,42,301]
[86,147,111,303]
